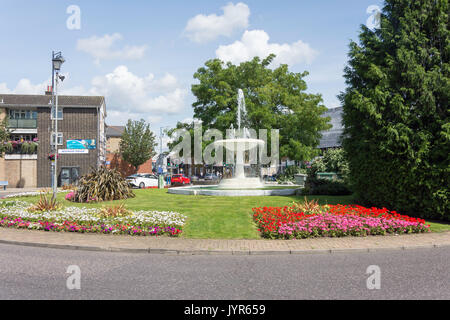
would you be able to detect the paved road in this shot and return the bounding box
[0,243,448,300]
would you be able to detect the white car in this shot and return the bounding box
[126,173,158,188]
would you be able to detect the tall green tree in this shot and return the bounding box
[191,55,331,161]
[340,0,449,219]
[119,119,157,171]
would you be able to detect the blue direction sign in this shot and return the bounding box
[67,139,96,149]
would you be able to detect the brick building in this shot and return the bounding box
[0,93,106,187]
[105,125,153,177]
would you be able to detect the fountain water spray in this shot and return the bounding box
[214,89,265,189]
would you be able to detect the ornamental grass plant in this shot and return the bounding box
[28,193,63,212]
[72,167,135,203]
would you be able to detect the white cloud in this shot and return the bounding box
[0,78,49,95]
[89,66,187,114]
[0,66,188,125]
[77,33,147,64]
[105,110,163,127]
[184,2,250,43]
[216,30,318,67]
[0,83,12,94]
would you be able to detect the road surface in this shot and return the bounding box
[0,244,448,299]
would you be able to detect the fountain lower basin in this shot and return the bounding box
[167,185,301,197]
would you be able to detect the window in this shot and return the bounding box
[51,106,63,120]
[51,133,63,146]
[10,134,38,142]
[8,109,37,119]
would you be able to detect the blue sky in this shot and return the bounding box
[0,0,384,134]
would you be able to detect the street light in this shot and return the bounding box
[158,126,171,188]
[52,55,65,71]
[51,51,65,200]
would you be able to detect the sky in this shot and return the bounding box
[0,0,384,138]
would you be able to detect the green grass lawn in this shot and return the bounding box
[4,189,450,239]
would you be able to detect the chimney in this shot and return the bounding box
[45,85,53,96]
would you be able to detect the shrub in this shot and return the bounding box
[4,142,13,153]
[307,149,350,181]
[290,197,325,215]
[277,166,306,184]
[65,191,75,201]
[340,1,449,220]
[20,141,38,154]
[98,203,132,218]
[321,148,350,182]
[28,193,62,212]
[303,177,352,196]
[72,167,135,203]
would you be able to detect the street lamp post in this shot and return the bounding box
[158,126,170,188]
[51,52,65,200]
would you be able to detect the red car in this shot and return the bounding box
[171,174,191,185]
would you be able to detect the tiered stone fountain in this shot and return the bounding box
[168,89,300,196]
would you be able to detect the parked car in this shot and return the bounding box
[204,173,219,181]
[190,175,200,182]
[126,173,158,188]
[171,174,191,185]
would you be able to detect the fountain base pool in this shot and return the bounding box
[217,177,264,189]
[167,184,302,197]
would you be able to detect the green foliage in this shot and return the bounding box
[0,200,19,208]
[307,148,350,180]
[340,0,449,220]
[304,148,351,195]
[308,157,326,176]
[4,142,13,153]
[302,178,352,196]
[120,119,157,171]
[191,54,331,161]
[0,119,10,157]
[166,121,209,158]
[19,142,38,154]
[28,193,63,212]
[277,166,306,183]
[98,203,132,218]
[73,167,135,203]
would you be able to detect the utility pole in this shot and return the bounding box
[51,52,65,200]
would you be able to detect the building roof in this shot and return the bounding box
[318,107,344,149]
[106,125,125,137]
[0,94,105,107]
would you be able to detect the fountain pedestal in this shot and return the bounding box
[214,138,265,189]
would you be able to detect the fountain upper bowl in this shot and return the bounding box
[213,138,265,151]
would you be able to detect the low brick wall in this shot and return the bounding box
[0,156,37,188]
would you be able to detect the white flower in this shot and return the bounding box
[0,201,187,228]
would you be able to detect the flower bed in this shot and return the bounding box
[0,201,186,237]
[2,190,69,199]
[252,204,430,239]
